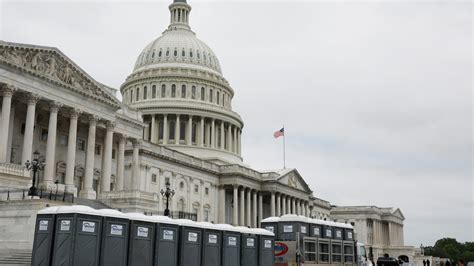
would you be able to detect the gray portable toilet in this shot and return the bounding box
[200,222,222,266]
[239,227,258,266]
[218,224,241,266]
[98,209,129,266]
[342,223,354,241]
[177,219,203,266]
[52,205,102,266]
[31,206,59,266]
[333,222,344,240]
[278,214,309,241]
[127,213,156,266]
[309,219,323,238]
[254,228,275,266]
[321,220,333,239]
[260,217,279,239]
[152,215,180,266]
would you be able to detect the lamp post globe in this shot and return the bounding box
[25,150,44,196]
[160,182,175,217]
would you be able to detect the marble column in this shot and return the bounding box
[232,185,238,226]
[282,195,287,215]
[101,122,114,193]
[246,189,251,226]
[205,122,211,147]
[21,94,40,165]
[270,192,276,217]
[292,198,296,214]
[276,193,281,217]
[219,186,226,223]
[252,190,257,228]
[175,115,180,144]
[258,192,263,227]
[163,114,168,144]
[150,115,156,143]
[295,199,299,215]
[233,126,237,153]
[287,197,291,214]
[199,117,204,147]
[220,122,225,150]
[79,115,98,199]
[239,187,245,226]
[238,129,241,155]
[187,115,193,145]
[116,135,126,191]
[131,140,140,190]
[0,85,15,163]
[64,109,81,193]
[211,119,215,148]
[227,124,232,152]
[42,102,61,189]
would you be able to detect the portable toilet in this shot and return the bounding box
[333,222,344,240]
[309,218,323,238]
[31,206,59,266]
[200,222,222,266]
[321,220,333,239]
[52,205,102,266]
[218,223,241,266]
[152,215,180,266]
[278,214,309,241]
[127,213,156,266]
[343,223,354,241]
[254,228,275,266]
[177,219,203,266]
[97,209,129,266]
[260,216,279,239]
[239,226,258,266]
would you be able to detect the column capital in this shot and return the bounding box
[49,101,63,112]
[27,93,41,105]
[88,114,100,125]
[118,134,128,144]
[70,108,82,119]
[0,84,16,97]
[105,121,116,131]
[131,138,142,147]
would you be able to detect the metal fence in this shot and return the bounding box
[0,187,74,203]
[147,211,198,221]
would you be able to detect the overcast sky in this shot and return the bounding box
[1,0,472,245]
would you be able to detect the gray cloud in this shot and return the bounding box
[1,0,472,245]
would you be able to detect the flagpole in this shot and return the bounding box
[283,125,286,169]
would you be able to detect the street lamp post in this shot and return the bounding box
[24,150,45,196]
[160,182,175,217]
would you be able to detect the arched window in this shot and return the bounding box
[174,49,178,57]
[201,87,205,101]
[197,51,200,59]
[161,84,166,98]
[143,86,148,100]
[209,89,213,103]
[171,84,176,97]
[136,87,140,101]
[166,49,170,56]
[158,50,162,57]
[178,198,185,212]
[182,49,185,57]
[152,85,156,98]
[130,90,133,103]
[216,91,220,105]
[203,53,206,61]
[180,181,184,190]
[181,85,186,98]
[169,121,175,140]
[189,49,193,58]
[191,86,196,99]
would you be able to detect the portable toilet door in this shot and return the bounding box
[239,227,258,266]
[309,219,323,238]
[254,228,275,266]
[177,219,204,266]
[127,213,156,266]
[52,205,102,266]
[218,224,241,266]
[31,206,59,266]
[200,222,222,266]
[260,217,280,240]
[97,209,130,266]
[153,215,180,266]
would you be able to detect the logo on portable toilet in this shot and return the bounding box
[275,242,289,256]
[137,226,149,237]
[110,224,123,236]
[82,221,96,233]
[39,220,48,231]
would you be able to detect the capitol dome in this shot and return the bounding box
[121,0,244,164]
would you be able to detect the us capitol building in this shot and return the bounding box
[0,0,413,259]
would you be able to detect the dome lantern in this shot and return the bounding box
[168,0,192,31]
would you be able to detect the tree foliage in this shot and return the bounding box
[424,238,474,263]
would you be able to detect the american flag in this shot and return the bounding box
[273,127,285,138]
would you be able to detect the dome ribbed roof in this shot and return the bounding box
[133,29,222,75]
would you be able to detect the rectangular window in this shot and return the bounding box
[194,184,199,193]
[159,121,164,140]
[95,144,101,155]
[112,149,116,159]
[161,85,166,98]
[152,86,156,98]
[41,128,48,141]
[136,88,140,101]
[77,139,86,151]
[192,86,196,99]
[143,86,148,100]
[171,85,176,97]
[181,85,186,98]
[205,187,209,195]
[180,122,186,141]
[209,89,213,102]
[130,90,133,103]
[165,177,170,185]
[59,134,68,146]
[201,87,205,101]
[151,174,157,183]
[204,209,209,222]
[216,91,220,104]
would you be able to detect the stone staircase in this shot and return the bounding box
[74,197,111,209]
[0,250,31,265]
